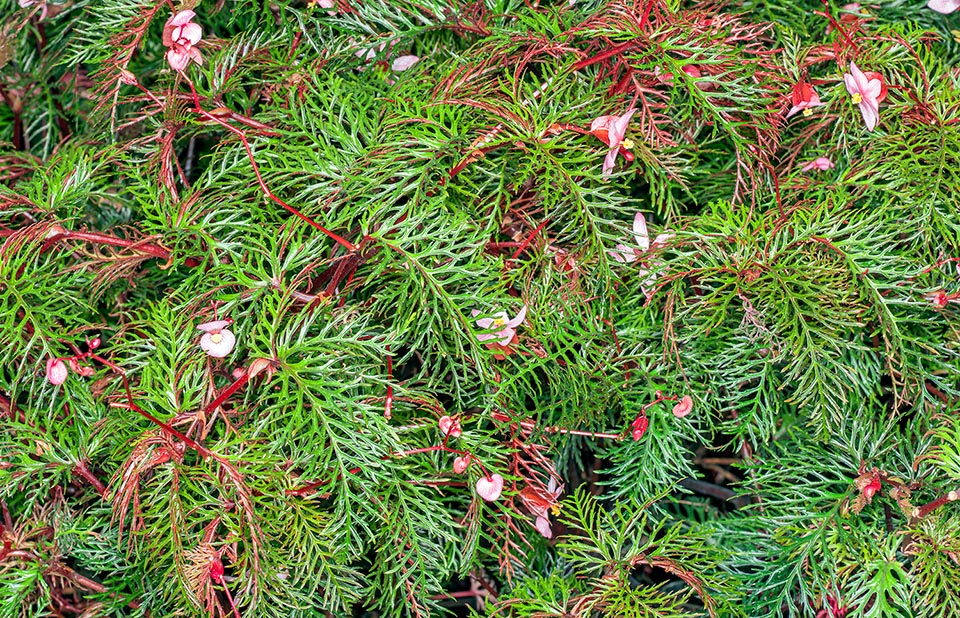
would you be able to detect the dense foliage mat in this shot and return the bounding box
[2,0,960,616]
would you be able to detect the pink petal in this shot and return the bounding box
[632,212,649,250]
[438,416,462,438]
[46,358,68,385]
[200,329,236,358]
[166,48,191,72]
[843,73,859,97]
[608,245,634,263]
[476,474,504,502]
[786,104,804,118]
[927,0,960,12]
[476,333,498,342]
[859,101,879,131]
[848,62,869,92]
[453,456,471,474]
[602,148,620,177]
[391,55,420,72]
[864,79,882,101]
[672,395,693,418]
[197,319,232,333]
[188,46,203,66]
[496,327,516,346]
[534,515,552,539]
[590,115,615,139]
[179,22,203,45]
[168,10,197,27]
[506,305,527,329]
[607,108,637,148]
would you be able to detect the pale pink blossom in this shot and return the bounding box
[472,305,527,346]
[928,0,960,13]
[162,10,203,72]
[476,474,504,502]
[391,55,419,71]
[843,62,883,131]
[46,358,68,385]
[520,476,561,538]
[802,157,835,172]
[438,415,462,438]
[197,319,235,358]
[786,81,826,118]
[590,109,637,176]
[19,0,49,20]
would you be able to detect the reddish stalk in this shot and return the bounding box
[510,218,550,260]
[181,76,356,252]
[816,0,858,54]
[384,348,394,420]
[912,489,959,521]
[490,410,623,440]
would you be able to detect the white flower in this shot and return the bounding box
[197,319,235,358]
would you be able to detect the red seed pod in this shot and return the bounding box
[89,337,101,350]
[452,455,471,474]
[631,415,649,441]
[438,415,462,438]
[672,395,693,418]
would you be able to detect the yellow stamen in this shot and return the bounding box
[492,319,506,328]
[851,93,862,105]
[210,333,223,344]
[802,108,813,117]
[621,138,635,150]
[551,504,561,516]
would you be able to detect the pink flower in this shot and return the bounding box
[843,62,884,131]
[802,157,835,172]
[476,474,504,502]
[438,415,462,438]
[590,109,637,176]
[928,0,960,13]
[786,81,826,118]
[46,358,68,385]
[534,516,552,539]
[162,10,203,72]
[197,319,235,358]
[391,55,420,71]
[472,305,527,346]
[672,395,693,418]
[519,477,561,538]
[607,212,672,264]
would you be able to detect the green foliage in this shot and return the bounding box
[1,0,960,616]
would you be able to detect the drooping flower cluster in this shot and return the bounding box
[162,10,203,72]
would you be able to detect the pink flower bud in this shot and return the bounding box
[438,415,462,438]
[88,337,101,350]
[77,366,95,377]
[46,358,68,385]
[68,358,81,373]
[631,415,648,441]
[863,476,882,502]
[672,395,693,418]
[453,455,471,474]
[476,474,504,502]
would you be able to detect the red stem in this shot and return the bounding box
[181,77,356,252]
[510,218,550,260]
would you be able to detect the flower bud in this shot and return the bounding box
[631,415,648,441]
[453,455,471,474]
[438,415,462,438]
[46,358,68,385]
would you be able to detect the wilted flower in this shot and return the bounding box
[46,358,68,385]
[197,319,235,358]
[843,62,884,131]
[590,109,637,176]
[928,0,960,13]
[438,415,462,438]
[162,10,203,72]
[519,477,562,539]
[472,305,527,346]
[476,474,504,502]
[672,395,693,418]
[786,81,826,118]
[802,157,835,172]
